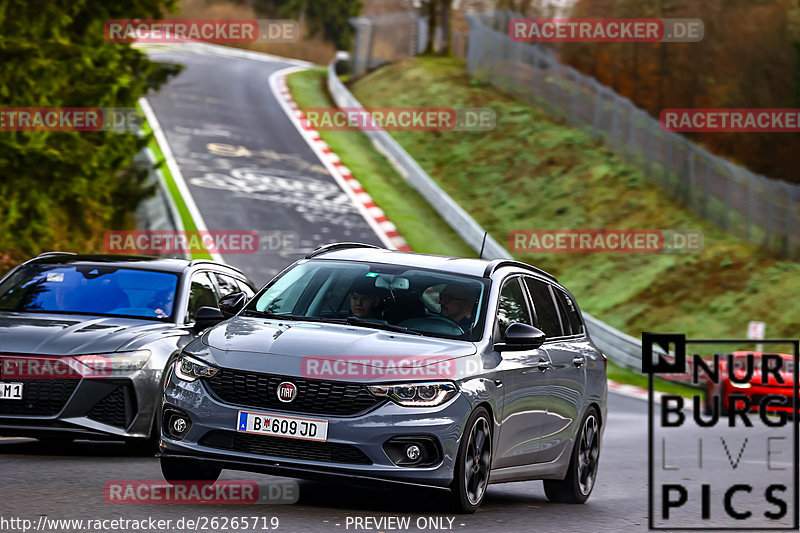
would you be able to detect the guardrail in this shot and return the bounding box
[327,57,644,370]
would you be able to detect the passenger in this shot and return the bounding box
[439,283,479,332]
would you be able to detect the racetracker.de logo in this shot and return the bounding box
[509,229,703,253]
[661,109,800,132]
[1,355,112,379]
[103,481,298,504]
[301,356,457,380]
[509,18,703,43]
[0,108,141,132]
[104,230,259,255]
[300,107,496,132]
[104,19,299,43]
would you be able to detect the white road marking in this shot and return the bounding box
[138,97,224,263]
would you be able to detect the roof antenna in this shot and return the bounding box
[479,232,488,259]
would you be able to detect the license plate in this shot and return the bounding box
[0,382,23,400]
[236,410,328,442]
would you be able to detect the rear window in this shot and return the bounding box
[553,289,583,336]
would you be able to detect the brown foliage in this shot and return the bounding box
[558,0,800,184]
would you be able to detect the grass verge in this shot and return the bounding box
[346,57,800,344]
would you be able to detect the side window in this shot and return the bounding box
[187,272,219,322]
[236,279,255,299]
[496,278,532,338]
[214,273,241,299]
[553,289,583,336]
[523,277,562,338]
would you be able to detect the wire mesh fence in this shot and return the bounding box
[465,10,800,259]
[350,11,427,77]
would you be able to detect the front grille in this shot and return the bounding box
[204,370,384,416]
[87,385,135,428]
[200,430,372,465]
[0,379,79,416]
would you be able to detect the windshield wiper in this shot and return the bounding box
[240,309,298,320]
[241,310,332,323]
[345,316,423,336]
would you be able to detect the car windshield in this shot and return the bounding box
[246,260,489,341]
[0,264,180,321]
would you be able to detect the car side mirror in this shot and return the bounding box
[194,306,225,331]
[219,291,247,318]
[494,323,546,352]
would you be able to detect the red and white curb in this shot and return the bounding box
[269,67,411,252]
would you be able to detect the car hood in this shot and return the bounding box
[199,316,478,380]
[0,311,181,355]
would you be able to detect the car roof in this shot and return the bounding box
[25,253,246,276]
[308,246,558,283]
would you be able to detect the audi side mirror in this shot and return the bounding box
[494,323,546,352]
[194,306,225,331]
[219,291,247,318]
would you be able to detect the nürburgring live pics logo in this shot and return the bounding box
[643,332,799,530]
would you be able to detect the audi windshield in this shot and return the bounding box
[0,264,179,320]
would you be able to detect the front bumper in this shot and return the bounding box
[0,366,161,440]
[161,371,472,489]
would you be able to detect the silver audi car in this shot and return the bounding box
[160,243,607,512]
[0,252,256,452]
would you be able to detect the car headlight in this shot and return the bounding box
[367,381,457,407]
[174,354,219,382]
[730,380,752,389]
[73,350,151,375]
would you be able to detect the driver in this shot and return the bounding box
[439,283,479,332]
[349,278,383,320]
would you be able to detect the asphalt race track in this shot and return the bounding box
[2,46,793,533]
[1,394,655,532]
[143,45,386,285]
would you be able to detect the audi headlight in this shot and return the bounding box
[174,354,218,382]
[73,350,151,376]
[367,381,457,407]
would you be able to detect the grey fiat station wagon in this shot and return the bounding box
[160,243,607,512]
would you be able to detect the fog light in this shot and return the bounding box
[172,417,188,435]
[406,444,421,461]
[383,436,441,467]
[163,408,192,440]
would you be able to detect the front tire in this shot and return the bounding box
[448,406,492,513]
[160,457,221,483]
[544,406,600,504]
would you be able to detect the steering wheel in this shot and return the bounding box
[398,315,465,336]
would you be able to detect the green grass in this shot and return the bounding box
[286,68,475,259]
[285,60,800,395]
[140,112,212,260]
[345,57,800,343]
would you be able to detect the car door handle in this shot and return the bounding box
[537,358,553,371]
[573,356,586,367]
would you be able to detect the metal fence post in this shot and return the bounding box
[746,172,755,242]
[684,141,695,207]
[781,182,792,257]
[723,162,737,232]
[550,60,560,109]
[592,84,603,140]
[703,162,712,219]
[350,17,373,77]
[571,71,580,126]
